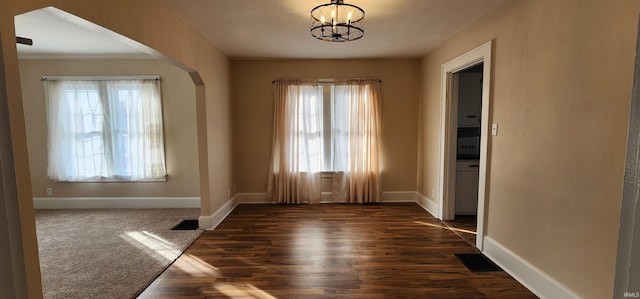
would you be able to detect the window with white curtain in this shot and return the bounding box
[293,82,380,173]
[296,85,323,172]
[268,79,382,204]
[44,77,166,182]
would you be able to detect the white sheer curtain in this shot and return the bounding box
[45,78,166,181]
[267,80,323,204]
[332,80,382,203]
[106,80,165,180]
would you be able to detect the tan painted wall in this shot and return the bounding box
[232,59,420,194]
[19,59,199,198]
[1,0,233,296]
[418,0,640,298]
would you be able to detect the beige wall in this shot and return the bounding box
[3,0,636,297]
[418,0,640,298]
[232,59,420,194]
[1,1,233,296]
[19,59,199,198]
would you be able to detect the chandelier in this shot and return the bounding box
[310,0,365,42]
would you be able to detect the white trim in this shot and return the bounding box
[33,197,200,209]
[415,192,438,217]
[483,237,579,299]
[438,40,492,250]
[198,196,238,230]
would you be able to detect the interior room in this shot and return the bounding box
[1,0,640,298]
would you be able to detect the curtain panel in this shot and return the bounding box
[267,80,323,204]
[332,80,382,203]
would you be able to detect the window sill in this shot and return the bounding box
[52,176,167,183]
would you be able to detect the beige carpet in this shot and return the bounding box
[35,208,203,299]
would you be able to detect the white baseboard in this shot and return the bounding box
[198,196,238,230]
[33,197,200,209]
[483,236,579,299]
[415,192,438,217]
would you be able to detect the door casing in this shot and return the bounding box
[438,40,492,250]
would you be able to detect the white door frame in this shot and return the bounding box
[438,40,492,250]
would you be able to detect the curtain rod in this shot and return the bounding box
[272,78,382,84]
[41,75,160,81]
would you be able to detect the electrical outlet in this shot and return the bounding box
[46,187,53,196]
[227,189,231,198]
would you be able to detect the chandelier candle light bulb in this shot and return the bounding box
[310,0,364,42]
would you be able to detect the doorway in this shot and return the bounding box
[438,41,492,250]
[444,64,483,246]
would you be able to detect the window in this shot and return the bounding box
[44,77,166,182]
[294,84,323,172]
[294,82,379,173]
[268,79,382,204]
[288,83,334,172]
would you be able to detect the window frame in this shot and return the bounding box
[44,75,167,183]
[320,83,334,172]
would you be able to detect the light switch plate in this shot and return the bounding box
[491,123,498,136]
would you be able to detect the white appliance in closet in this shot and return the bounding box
[455,160,479,215]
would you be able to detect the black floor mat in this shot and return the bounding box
[455,253,502,272]
[171,219,199,230]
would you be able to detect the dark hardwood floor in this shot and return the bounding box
[138,203,536,299]
[444,215,478,246]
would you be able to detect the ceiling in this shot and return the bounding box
[14,0,508,60]
[14,8,157,59]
